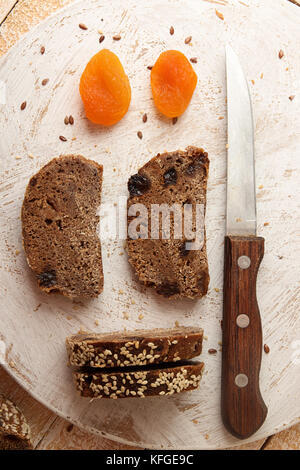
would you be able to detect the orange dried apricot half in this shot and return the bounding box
[79,49,131,126]
[151,50,197,118]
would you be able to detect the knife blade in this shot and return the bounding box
[221,45,268,439]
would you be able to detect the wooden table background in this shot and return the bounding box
[0,0,299,450]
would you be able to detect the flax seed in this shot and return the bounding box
[40,46,45,55]
[190,57,197,63]
[20,101,27,111]
[278,49,284,59]
[59,135,67,142]
[42,78,49,86]
[184,36,192,44]
[113,34,121,41]
[69,115,74,125]
[142,113,147,123]
[137,131,143,140]
[170,26,174,35]
[79,23,88,30]
[99,35,105,43]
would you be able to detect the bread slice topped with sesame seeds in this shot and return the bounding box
[0,394,33,450]
[66,326,203,368]
[74,362,204,399]
[127,146,210,299]
[22,155,103,299]
[67,327,204,399]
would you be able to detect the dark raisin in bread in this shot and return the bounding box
[127,146,209,299]
[22,155,103,298]
[66,327,203,368]
[73,362,204,399]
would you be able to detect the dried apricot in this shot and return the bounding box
[151,50,197,118]
[79,49,131,126]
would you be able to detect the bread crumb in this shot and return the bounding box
[28,153,34,159]
[33,303,41,312]
[263,222,269,226]
[218,116,224,120]
[205,434,210,440]
[236,217,242,223]
[118,289,124,295]
[95,319,100,326]
[138,313,144,320]
[218,341,222,346]
[214,287,220,293]
[215,10,224,20]
[15,156,22,160]
[131,299,136,305]
[175,320,180,328]
[203,335,208,341]
[260,72,264,79]
[67,315,73,321]
[15,250,20,256]
[258,184,264,189]
[123,312,129,320]
[251,79,255,85]
[193,419,198,424]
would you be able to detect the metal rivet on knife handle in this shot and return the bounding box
[235,374,249,388]
[236,314,250,328]
[237,255,251,269]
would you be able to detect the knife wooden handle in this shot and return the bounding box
[221,235,268,439]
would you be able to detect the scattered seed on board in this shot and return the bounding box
[79,23,88,30]
[170,26,174,35]
[69,115,74,125]
[172,117,178,125]
[40,46,45,55]
[137,131,143,140]
[59,135,67,142]
[64,116,69,125]
[208,349,217,355]
[113,34,121,41]
[215,9,224,20]
[99,35,105,43]
[190,57,197,63]
[42,78,49,86]
[278,49,284,59]
[185,36,192,44]
[20,101,27,110]
[142,113,147,123]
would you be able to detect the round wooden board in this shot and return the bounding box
[0,0,299,449]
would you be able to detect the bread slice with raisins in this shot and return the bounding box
[127,146,209,299]
[22,155,103,299]
[73,362,204,399]
[66,327,203,368]
[0,394,32,450]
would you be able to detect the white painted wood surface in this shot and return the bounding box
[0,0,299,450]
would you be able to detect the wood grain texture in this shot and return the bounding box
[0,0,299,450]
[222,236,267,439]
[0,1,17,24]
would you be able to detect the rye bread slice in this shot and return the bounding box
[22,155,103,299]
[0,395,32,450]
[127,146,210,299]
[66,327,203,368]
[73,362,204,399]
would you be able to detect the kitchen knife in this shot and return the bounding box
[221,45,268,439]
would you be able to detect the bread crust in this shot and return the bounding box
[73,362,204,399]
[0,395,32,450]
[21,155,103,299]
[66,327,203,368]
